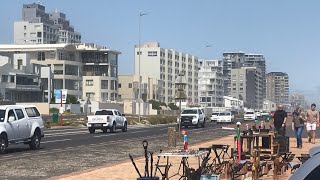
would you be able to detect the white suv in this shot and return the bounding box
[0,105,44,153]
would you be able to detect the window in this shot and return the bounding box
[86,92,94,98]
[137,51,142,55]
[148,51,157,57]
[15,109,25,119]
[8,110,16,120]
[86,80,93,86]
[24,33,26,37]
[0,110,5,122]
[118,83,121,88]
[37,32,42,38]
[101,80,108,89]
[25,107,40,118]
[37,52,45,61]
[240,88,243,90]
[24,26,27,30]
[240,83,243,86]
[128,83,132,88]
[10,76,14,83]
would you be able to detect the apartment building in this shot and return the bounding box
[134,42,199,105]
[198,60,224,107]
[14,3,81,44]
[231,67,263,109]
[223,52,266,99]
[0,55,42,102]
[267,72,290,105]
[77,43,120,102]
[290,93,307,109]
[0,43,120,102]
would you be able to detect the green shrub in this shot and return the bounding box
[49,108,59,113]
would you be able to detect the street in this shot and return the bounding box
[0,122,236,180]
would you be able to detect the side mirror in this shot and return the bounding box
[8,116,15,122]
[122,114,125,117]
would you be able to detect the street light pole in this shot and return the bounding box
[138,12,148,122]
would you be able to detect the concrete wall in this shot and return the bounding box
[17,102,50,115]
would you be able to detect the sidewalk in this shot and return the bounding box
[48,134,319,180]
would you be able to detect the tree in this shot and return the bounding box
[148,99,161,110]
[66,95,80,104]
[168,103,179,110]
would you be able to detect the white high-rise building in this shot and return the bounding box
[134,42,199,105]
[198,60,224,107]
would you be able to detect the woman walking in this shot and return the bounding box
[292,107,306,148]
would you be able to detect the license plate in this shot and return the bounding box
[92,124,102,127]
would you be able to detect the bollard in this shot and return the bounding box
[167,127,176,148]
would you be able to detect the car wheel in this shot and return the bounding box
[196,121,200,128]
[122,122,127,132]
[0,134,8,154]
[89,128,95,134]
[201,119,205,128]
[110,122,116,133]
[102,128,108,133]
[29,131,41,150]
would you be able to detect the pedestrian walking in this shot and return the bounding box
[306,103,319,144]
[292,107,306,148]
[273,104,287,136]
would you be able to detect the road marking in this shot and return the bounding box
[92,128,167,138]
[42,139,72,144]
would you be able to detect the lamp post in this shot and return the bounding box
[175,74,187,138]
[138,12,149,122]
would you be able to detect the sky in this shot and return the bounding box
[1,0,320,103]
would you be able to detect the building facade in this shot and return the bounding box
[76,43,120,102]
[0,55,43,102]
[266,72,290,105]
[0,43,120,102]
[134,42,199,105]
[118,75,159,102]
[290,93,307,109]
[231,67,263,109]
[14,3,81,44]
[223,52,266,99]
[198,59,224,107]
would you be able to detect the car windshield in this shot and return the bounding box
[95,110,113,115]
[220,113,230,116]
[0,110,5,122]
[246,112,254,114]
[181,109,198,114]
[212,113,219,115]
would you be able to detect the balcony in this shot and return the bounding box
[3,82,41,91]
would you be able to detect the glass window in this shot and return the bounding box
[86,80,93,86]
[15,109,25,119]
[0,110,5,122]
[25,107,40,117]
[118,83,121,88]
[101,80,108,89]
[8,110,16,120]
[128,83,132,88]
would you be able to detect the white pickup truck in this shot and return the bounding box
[177,108,206,128]
[0,105,45,153]
[87,109,128,133]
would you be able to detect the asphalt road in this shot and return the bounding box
[0,122,237,180]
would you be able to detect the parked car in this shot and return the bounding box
[87,109,127,133]
[217,112,234,123]
[244,110,256,121]
[0,105,45,153]
[210,112,220,122]
[255,110,261,118]
[177,108,205,128]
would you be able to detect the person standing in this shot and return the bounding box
[273,104,287,136]
[292,107,306,148]
[306,103,319,144]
